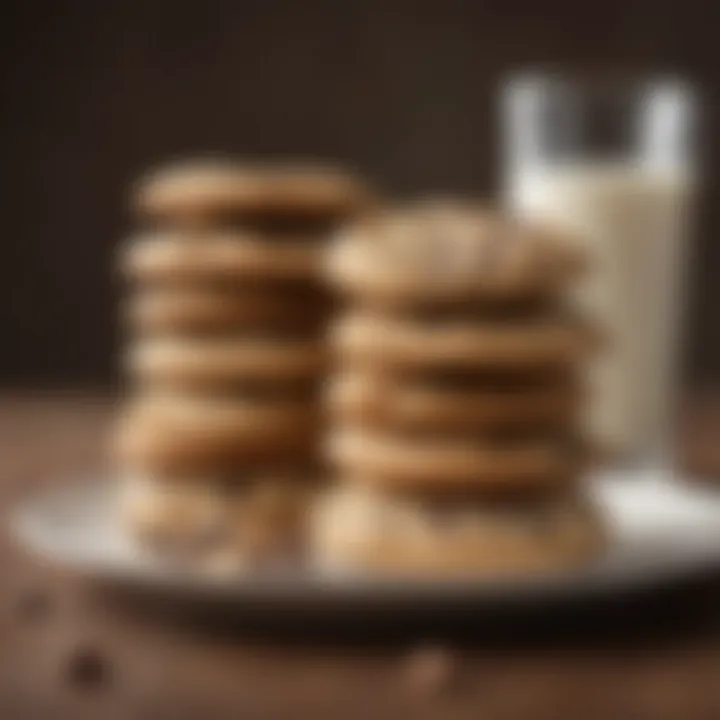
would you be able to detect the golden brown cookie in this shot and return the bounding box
[312,487,604,575]
[124,286,327,336]
[133,159,371,226]
[121,475,314,562]
[328,372,581,433]
[332,312,598,372]
[326,202,587,306]
[115,394,318,475]
[121,478,223,553]
[125,336,325,389]
[121,231,326,285]
[326,428,584,494]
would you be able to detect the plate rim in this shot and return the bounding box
[11,472,720,606]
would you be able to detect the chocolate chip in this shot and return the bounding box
[65,645,111,689]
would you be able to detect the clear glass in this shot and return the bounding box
[500,72,697,466]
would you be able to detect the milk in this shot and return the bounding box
[508,164,693,462]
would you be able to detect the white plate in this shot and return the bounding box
[11,470,720,613]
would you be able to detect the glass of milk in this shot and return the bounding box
[501,73,697,466]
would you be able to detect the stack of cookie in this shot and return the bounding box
[317,202,604,575]
[116,159,369,564]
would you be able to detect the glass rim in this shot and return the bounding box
[501,67,696,97]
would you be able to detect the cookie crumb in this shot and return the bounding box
[402,645,457,697]
[65,645,111,689]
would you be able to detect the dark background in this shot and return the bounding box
[2,0,718,387]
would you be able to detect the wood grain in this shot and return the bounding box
[1,392,720,719]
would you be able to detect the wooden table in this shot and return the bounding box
[2,392,720,719]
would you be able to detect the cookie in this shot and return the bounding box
[121,477,226,553]
[121,475,313,561]
[125,286,327,336]
[332,312,598,372]
[327,428,584,493]
[126,336,325,389]
[121,231,325,285]
[312,487,604,575]
[116,394,318,475]
[133,159,371,226]
[328,372,580,433]
[326,202,587,306]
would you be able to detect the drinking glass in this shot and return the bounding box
[500,72,697,466]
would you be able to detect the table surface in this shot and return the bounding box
[2,392,720,720]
